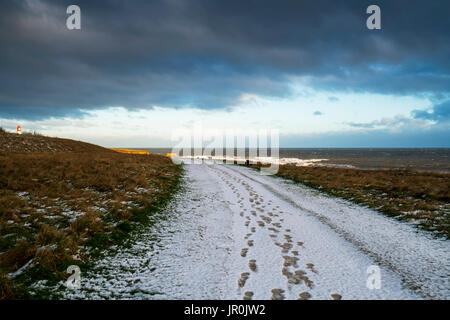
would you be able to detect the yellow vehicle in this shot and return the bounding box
[165,153,178,158]
[109,148,149,155]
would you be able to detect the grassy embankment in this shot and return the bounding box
[0,130,181,298]
[249,163,449,238]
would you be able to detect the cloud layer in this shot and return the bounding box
[412,101,450,122]
[0,0,449,120]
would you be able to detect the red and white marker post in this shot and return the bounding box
[17,125,21,135]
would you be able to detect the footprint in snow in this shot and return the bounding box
[281,242,293,253]
[298,292,311,300]
[283,255,299,268]
[306,263,317,273]
[271,288,285,300]
[272,222,281,227]
[283,268,313,287]
[331,293,342,300]
[268,227,279,233]
[238,272,250,287]
[243,291,254,300]
[248,259,257,272]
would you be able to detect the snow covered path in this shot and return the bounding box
[62,163,449,300]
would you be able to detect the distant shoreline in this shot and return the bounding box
[119,147,450,173]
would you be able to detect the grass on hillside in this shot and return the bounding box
[0,136,181,299]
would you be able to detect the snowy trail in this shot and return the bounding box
[61,163,449,300]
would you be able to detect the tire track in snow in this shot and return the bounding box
[215,164,449,299]
[208,164,416,299]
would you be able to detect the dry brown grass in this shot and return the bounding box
[0,130,108,153]
[0,132,181,298]
[268,165,450,237]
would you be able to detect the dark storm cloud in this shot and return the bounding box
[412,101,450,122]
[1,0,449,119]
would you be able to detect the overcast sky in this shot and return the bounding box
[0,0,449,147]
